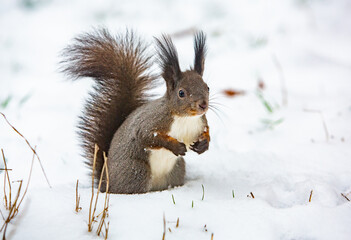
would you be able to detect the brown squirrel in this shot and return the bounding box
[61,28,210,194]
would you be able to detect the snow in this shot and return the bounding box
[1,0,351,239]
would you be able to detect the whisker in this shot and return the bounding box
[208,106,221,120]
[209,100,231,111]
[209,105,228,118]
[210,94,227,103]
[209,103,222,109]
[209,97,222,102]
[209,102,231,121]
[209,92,223,99]
[208,105,219,113]
[209,101,228,108]
[208,106,226,126]
[210,91,220,96]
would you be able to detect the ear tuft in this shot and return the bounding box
[193,31,207,76]
[155,35,181,90]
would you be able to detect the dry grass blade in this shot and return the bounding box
[201,184,205,201]
[171,194,175,205]
[0,112,51,188]
[1,147,36,239]
[0,117,39,239]
[176,218,179,228]
[250,192,255,198]
[341,193,350,201]
[92,160,105,224]
[1,180,23,239]
[309,190,313,202]
[2,149,11,210]
[103,221,110,240]
[162,213,166,240]
[75,179,82,212]
[97,152,110,237]
[96,195,109,236]
[211,233,214,240]
[87,146,111,239]
[88,144,99,232]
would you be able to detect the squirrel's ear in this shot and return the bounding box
[155,35,181,90]
[193,31,207,76]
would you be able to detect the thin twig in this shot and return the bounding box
[92,159,106,227]
[201,184,205,201]
[309,190,313,202]
[341,193,350,202]
[162,213,166,240]
[88,144,99,232]
[2,149,11,210]
[97,152,110,236]
[1,149,36,239]
[75,179,82,212]
[1,180,23,238]
[0,124,37,239]
[250,192,255,198]
[0,112,51,188]
[104,221,110,240]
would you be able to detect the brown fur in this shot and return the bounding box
[61,29,156,182]
[61,28,210,193]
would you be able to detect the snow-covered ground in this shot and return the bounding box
[1,0,351,239]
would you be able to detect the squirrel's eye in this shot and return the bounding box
[179,89,185,98]
[207,87,210,91]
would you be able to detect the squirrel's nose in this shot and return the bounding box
[198,101,207,110]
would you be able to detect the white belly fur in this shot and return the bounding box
[149,115,204,183]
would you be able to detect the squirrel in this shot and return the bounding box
[61,28,210,194]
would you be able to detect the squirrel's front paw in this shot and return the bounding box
[171,142,187,156]
[190,138,209,154]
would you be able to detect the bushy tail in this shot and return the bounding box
[61,28,156,181]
